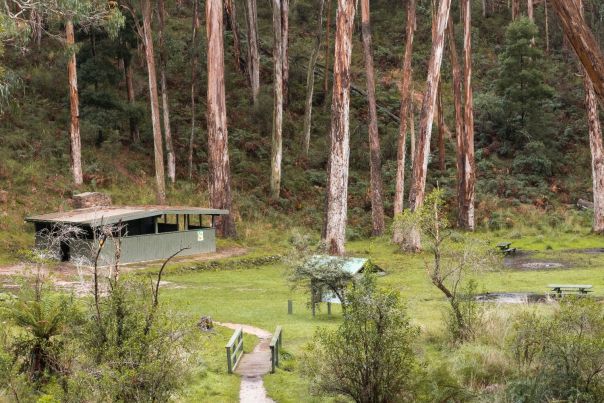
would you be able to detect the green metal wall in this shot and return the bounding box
[98,228,217,264]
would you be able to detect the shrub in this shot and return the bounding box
[507,298,604,402]
[301,275,421,403]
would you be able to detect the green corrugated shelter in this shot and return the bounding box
[25,205,229,264]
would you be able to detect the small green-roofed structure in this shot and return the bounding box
[306,255,385,305]
[308,255,385,276]
[25,205,229,264]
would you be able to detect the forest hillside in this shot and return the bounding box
[0,0,601,258]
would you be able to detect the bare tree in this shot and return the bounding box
[271,0,284,199]
[123,55,140,143]
[447,15,467,230]
[550,0,604,105]
[158,0,176,184]
[66,19,83,186]
[437,85,445,171]
[188,0,200,179]
[405,0,452,251]
[281,0,289,107]
[393,0,416,220]
[225,0,244,71]
[302,0,326,157]
[244,0,259,103]
[460,0,476,230]
[206,0,236,236]
[512,0,520,20]
[323,0,357,256]
[360,0,384,236]
[577,0,604,233]
[323,0,332,105]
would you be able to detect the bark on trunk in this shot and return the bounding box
[271,0,284,199]
[302,0,326,157]
[461,0,476,230]
[550,0,604,104]
[527,0,534,21]
[437,85,445,171]
[482,0,487,18]
[142,0,167,204]
[512,0,520,20]
[225,0,244,71]
[406,0,452,251]
[393,0,416,218]
[360,0,385,236]
[207,0,236,236]
[410,99,415,168]
[447,16,466,229]
[244,0,260,104]
[323,0,357,256]
[281,0,289,107]
[189,0,200,179]
[66,19,83,186]
[158,0,176,184]
[323,0,333,105]
[585,72,604,233]
[545,0,550,54]
[577,0,604,233]
[124,56,140,143]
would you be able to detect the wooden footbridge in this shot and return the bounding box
[216,322,283,403]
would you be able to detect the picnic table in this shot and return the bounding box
[496,242,517,255]
[548,284,593,297]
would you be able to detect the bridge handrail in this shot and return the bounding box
[270,326,283,373]
[225,327,244,374]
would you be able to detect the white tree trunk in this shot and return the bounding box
[66,19,83,186]
[406,0,452,251]
[142,0,167,204]
[270,0,283,199]
[323,0,356,256]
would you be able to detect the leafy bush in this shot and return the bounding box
[301,275,421,402]
[507,298,604,402]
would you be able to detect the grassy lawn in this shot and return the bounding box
[158,231,604,402]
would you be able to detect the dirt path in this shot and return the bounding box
[215,322,275,403]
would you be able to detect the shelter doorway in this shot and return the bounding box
[60,241,70,262]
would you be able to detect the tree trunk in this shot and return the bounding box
[271,0,283,199]
[158,0,176,184]
[323,0,356,256]
[281,0,289,108]
[66,19,83,186]
[512,0,520,20]
[577,0,604,233]
[302,0,326,157]
[142,0,167,203]
[323,0,333,105]
[225,0,244,71]
[410,99,415,168]
[585,69,604,233]
[189,0,200,179]
[527,0,534,21]
[461,0,476,230]
[437,85,445,171]
[550,0,604,105]
[123,56,140,143]
[206,0,236,236]
[393,0,416,219]
[360,0,385,236]
[447,15,466,229]
[482,0,487,18]
[244,0,260,104]
[545,0,550,54]
[406,0,452,251]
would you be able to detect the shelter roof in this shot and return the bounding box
[26,205,229,226]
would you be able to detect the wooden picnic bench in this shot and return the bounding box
[496,242,517,255]
[548,284,593,297]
